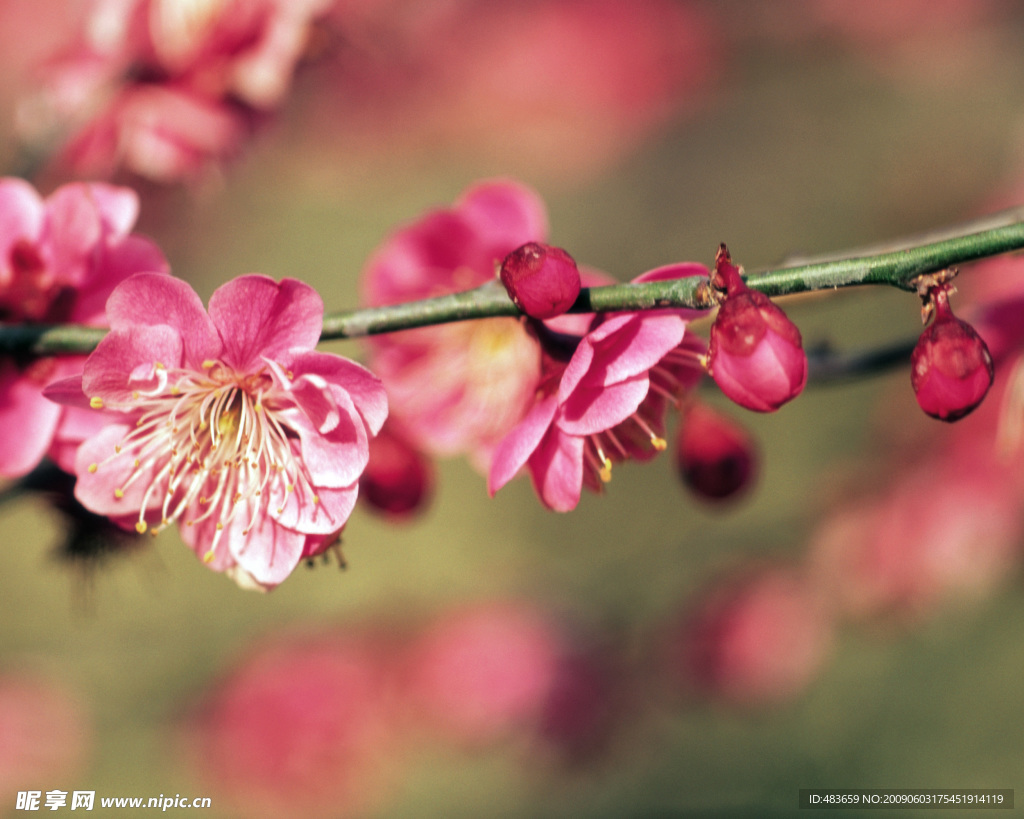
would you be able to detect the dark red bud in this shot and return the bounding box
[677,403,757,501]
[911,296,993,422]
[499,242,581,320]
[359,425,433,518]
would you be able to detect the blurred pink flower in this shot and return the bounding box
[358,419,433,519]
[46,273,387,589]
[0,671,91,803]
[22,0,332,182]
[0,178,168,477]
[404,601,562,745]
[667,566,834,705]
[190,632,397,819]
[361,180,548,468]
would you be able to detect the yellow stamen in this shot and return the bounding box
[651,435,667,451]
[89,396,104,409]
[114,489,124,499]
[599,457,613,483]
[135,521,147,534]
[88,463,98,474]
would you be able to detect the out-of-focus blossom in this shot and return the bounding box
[404,601,561,745]
[46,273,387,589]
[666,566,834,705]
[302,0,721,184]
[489,263,707,512]
[0,178,168,478]
[21,0,332,182]
[706,245,807,413]
[188,632,398,819]
[361,180,548,468]
[0,671,91,802]
[499,242,581,320]
[359,420,433,519]
[676,402,757,502]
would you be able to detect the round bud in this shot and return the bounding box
[499,242,581,319]
[677,403,757,501]
[359,425,433,518]
[911,308,993,422]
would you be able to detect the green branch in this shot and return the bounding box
[2,218,1024,357]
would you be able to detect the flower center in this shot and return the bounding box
[88,359,322,559]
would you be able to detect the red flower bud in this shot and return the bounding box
[911,288,993,422]
[499,242,581,319]
[359,424,433,519]
[706,245,807,412]
[677,403,757,501]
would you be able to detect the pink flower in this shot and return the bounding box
[23,0,332,182]
[46,272,387,589]
[676,401,758,501]
[188,631,398,819]
[666,566,834,705]
[0,178,168,478]
[404,601,561,745]
[361,180,549,467]
[489,263,708,511]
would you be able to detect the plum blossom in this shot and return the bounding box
[46,272,387,589]
[0,178,168,478]
[361,180,550,468]
[489,263,709,511]
[22,0,332,182]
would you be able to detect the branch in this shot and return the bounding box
[3,218,1024,356]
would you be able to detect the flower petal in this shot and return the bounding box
[267,469,359,535]
[0,361,63,477]
[557,374,650,436]
[104,273,219,365]
[74,423,166,517]
[0,178,44,258]
[528,427,584,512]
[72,236,170,324]
[288,350,388,436]
[488,393,559,496]
[281,387,369,489]
[207,275,322,370]
[82,324,184,403]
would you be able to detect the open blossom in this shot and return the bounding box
[46,273,387,589]
[362,180,550,468]
[489,263,708,511]
[0,178,168,477]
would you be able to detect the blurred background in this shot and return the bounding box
[2,0,1024,815]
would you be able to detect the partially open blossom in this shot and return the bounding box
[677,402,757,501]
[0,178,168,478]
[666,566,833,705]
[489,263,708,511]
[500,242,581,320]
[359,420,433,519]
[706,245,807,412]
[911,283,993,422]
[362,180,549,468]
[46,273,387,589]
[188,632,398,819]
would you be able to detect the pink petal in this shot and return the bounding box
[0,178,44,258]
[288,350,388,436]
[0,362,63,477]
[633,262,709,284]
[231,513,307,588]
[48,403,110,473]
[71,236,170,324]
[41,183,103,286]
[81,183,139,240]
[104,273,220,365]
[528,428,584,512]
[488,393,559,496]
[42,374,90,409]
[82,324,184,403]
[74,423,165,517]
[557,374,650,436]
[281,388,369,489]
[458,180,549,255]
[266,471,359,535]
[208,275,323,370]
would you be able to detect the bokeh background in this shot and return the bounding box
[2,0,1024,816]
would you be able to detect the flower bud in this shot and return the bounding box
[677,403,757,501]
[359,424,433,519]
[911,289,993,422]
[706,245,807,412]
[499,242,581,319]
